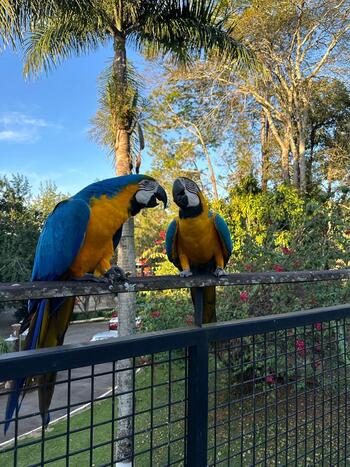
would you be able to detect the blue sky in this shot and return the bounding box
[0,44,152,195]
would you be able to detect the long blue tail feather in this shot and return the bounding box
[4,300,46,434]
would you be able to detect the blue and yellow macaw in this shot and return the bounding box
[166,177,232,324]
[4,174,167,434]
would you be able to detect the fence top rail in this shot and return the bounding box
[0,269,349,302]
[1,302,350,381]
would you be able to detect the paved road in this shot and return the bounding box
[0,321,115,443]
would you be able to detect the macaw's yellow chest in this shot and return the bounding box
[69,185,138,277]
[177,214,221,265]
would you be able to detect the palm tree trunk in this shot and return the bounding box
[113,33,135,466]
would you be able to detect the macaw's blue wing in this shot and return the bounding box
[32,198,90,281]
[166,219,181,270]
[29,197,90,316]
[213,213,232,267]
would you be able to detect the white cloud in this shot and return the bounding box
[0,111,62,143]
[0,130,30,142]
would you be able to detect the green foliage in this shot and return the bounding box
[32,180,67,223]
[0,174,40,283]
[137,292,193,332]
[0,175,67,315]
[0,337,10,355]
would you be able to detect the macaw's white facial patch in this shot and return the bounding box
[135,189,154,205]
[185,190,200,207]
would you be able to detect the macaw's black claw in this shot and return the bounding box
[71,273,109,283]
[214,267,227,277]
[104,266,127,283]
[179,269,193,278]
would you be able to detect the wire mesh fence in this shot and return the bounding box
[0,275,350,466]
[207,319,350,466]
[0,349,189,466]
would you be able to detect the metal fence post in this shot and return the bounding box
[186,335,209,466]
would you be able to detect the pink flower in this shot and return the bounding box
[244,263,253,271]
[239,291,249,302]
[150,310,161,318]
[296,338,306,356]
[266,374,277,384]
[159,230,166,240]
[282,246,293,255]
[155,239,163,244]
[273,264,284,272]
[314,323,322,331]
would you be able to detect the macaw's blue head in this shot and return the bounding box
[72,174,167,214]
[131,175,168,215]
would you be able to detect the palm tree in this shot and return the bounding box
[18,1,251,461]
[23,0,249,174]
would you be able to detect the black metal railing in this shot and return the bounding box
[0,271,349,466]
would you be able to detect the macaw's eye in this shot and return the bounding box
[185,180,198,193]
[139,180,157,191]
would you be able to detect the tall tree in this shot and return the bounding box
[234,0,350,192]
[156,0,350,193]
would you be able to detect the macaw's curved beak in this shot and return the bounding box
[172,178,188,208]
[155,184,168,209]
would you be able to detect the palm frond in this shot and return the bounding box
[128,0,253,67]
[23,3,109,76]
[0,0,17,48]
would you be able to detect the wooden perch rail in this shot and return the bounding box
[0,269,350,302]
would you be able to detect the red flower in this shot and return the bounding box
[244,263,253,271]
[155,230,166,245]
[185,315,194,325]
[282,246,293,255]
[150,310,161,318]
[314,322,322,331]
[266,374,277,384]
[139,258,147,266]
[296,338,306,356]
[273,264,284,272]
[239,291,249,302]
